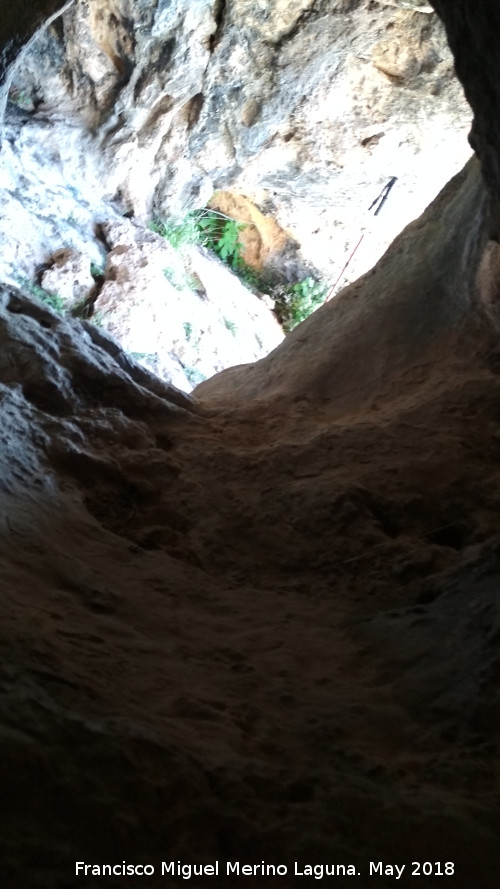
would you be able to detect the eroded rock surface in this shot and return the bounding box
[91,219,284,390]
[3,0,472,288]
[430,0,500,238]
[1,1,500,887]
[2,154,500,887]
[0,0,475,394]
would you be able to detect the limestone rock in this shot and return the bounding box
[92,218,284,391]
[1,157,500,885]
[0,0,72,124]
[2,2,500,887]
[3,0,472,292]
[195,156,489,408]
[376,0,433,12]
[41,246,95,308]
[0,106,117,286]
[430,0,500,238]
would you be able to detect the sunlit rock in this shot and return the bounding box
[92,219,284,391]
[4,0,472,292]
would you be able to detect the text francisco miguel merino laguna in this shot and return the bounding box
[76,861,417,879]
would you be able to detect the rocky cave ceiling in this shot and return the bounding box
[1,1,500,887]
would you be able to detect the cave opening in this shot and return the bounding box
[1,0,473,392]
[3,3,500,886]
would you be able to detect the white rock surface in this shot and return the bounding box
[41,247,96,308]
[0,111,116,285]
[93,220,284,392]
[0,0,473,394]
[4,0,473,292]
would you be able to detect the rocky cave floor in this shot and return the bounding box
[1,188,500,885]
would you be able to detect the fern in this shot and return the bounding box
[274,277,328,332]
[151,209,248,271]
[15,276,65,314]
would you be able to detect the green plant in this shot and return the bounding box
[196,212,246,271]
[152,209,248,271]
[129,351,158,362]
[71,298,93,320]
[15,276,65,314]
[183,321,193,341]
[152,208,273,296]
[90,261,105,279]
[8,87,32,110]
[223,317,237,336]
[183,366,206,387]
[89,310,104,327]
[150,216,200,249]
[236,262,263,291]
[162,266,198,292]
[274,276,328,333]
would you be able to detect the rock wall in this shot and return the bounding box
[195,155,491,408]
[2,154,500,886]
[0,0,74,127]
[431,0,500,238]
[4,0,472,287]
[1,1,500,887]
